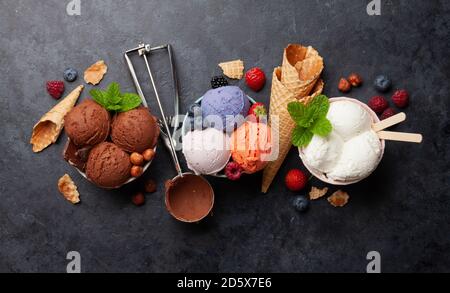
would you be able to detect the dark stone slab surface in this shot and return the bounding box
[0,0,449,272]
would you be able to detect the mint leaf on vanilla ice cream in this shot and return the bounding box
[288,95,332,147]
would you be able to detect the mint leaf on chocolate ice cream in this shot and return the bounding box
[106,82,122,105]
[119,93,142,112]
[90,89,107,107]
[89,82,141,112]
[106,104,122,111]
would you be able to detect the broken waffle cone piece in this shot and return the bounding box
[218,59,244,79]
[84,60,108,85]
[327,190,349,207]
[58,174,80,204]
[30,85,84,153]
[309,186,328,200]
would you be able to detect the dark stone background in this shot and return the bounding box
[0,0,449,273]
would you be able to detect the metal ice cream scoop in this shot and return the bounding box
[124,43,214,223]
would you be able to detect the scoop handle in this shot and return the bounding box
[124,52,148,108]
[141,53,183,177]
[159,122,182,173]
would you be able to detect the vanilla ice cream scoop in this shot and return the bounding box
[326,100,372,141]
[327,130,382,181]
[182,128,231,175]
[302,131,344,173]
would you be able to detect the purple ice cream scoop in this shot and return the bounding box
[201,86,250,132]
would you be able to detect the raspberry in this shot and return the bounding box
[46,80,65,99]
[245,68,266,92]
[381,108,397,120]
[285,169,308,192]
[392,89,409,108]
[368,96,389,114]
[225,162,243,181]
[211,76,228,89]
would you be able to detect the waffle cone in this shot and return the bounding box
[30,85,84,153]
[281,44,323,99]
[262,53,324,193]
[301,78,324,104]
[218,59,244,79]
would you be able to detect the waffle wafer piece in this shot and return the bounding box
[218,59,244,79]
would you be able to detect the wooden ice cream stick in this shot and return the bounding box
[377,131,423,143]
[372,112,406,132]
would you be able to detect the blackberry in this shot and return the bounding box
[211,76,229,89]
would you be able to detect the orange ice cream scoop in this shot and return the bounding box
[230,121,272,174]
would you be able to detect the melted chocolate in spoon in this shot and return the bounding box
[165,173,214,223]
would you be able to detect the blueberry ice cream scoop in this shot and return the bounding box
[201,86,250,132]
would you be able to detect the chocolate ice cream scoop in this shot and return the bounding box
[85,142,132,189]
[111,107,159,153]
[65,99,110,147]
[63,139,92,172]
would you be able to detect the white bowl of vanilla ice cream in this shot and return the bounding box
[299,97,385,185]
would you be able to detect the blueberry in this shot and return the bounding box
[292,196,309,213]
[374,75,392,92]
[63,68,78,82]
[188,103,202,117]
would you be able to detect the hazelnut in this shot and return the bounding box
[348,73,363,87]
[132,192,145,206]
[144,179,157,193]
[338,78,351,93]
[143,148,155,161]
[131,166,143,177]
[130,152,144,166]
